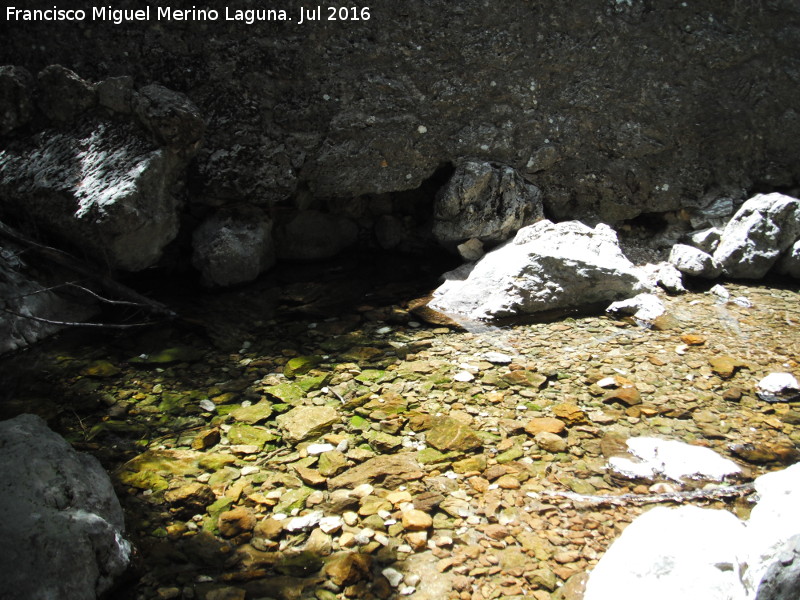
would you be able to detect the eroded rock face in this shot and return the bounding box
[428,220,647,321]
[432,161,543,247]
[2,1,798,222]
[0,414,131,599]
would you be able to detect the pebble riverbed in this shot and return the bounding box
[1,273,798,600]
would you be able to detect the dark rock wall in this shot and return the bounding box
[2,0,800,224]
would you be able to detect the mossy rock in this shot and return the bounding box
[203,497,235,534]
[229,401,274,424]
[273,486,313,514]
[159,391,190,415]
[355,369,391,384]
[264,383,305,405]
[227,423,278,449]
[284,355,322,378]
[198,453,237,471]
[296,372,332,393]
[81,360,121,378]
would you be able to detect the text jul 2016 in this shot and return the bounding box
[6,6,370,25]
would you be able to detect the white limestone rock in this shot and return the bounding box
[583,506,747,600]
[713,193,800,279]
[428,220,648,322]
[607,293,666,323]
[669,243,723,278]
[192,207,276,287]
[756,373,800,403]
[686,227,722,253]
[608,437,742,483]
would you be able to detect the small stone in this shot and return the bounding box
[192,427,221,450]
[318,450,348,477]
[324,553,373,587]
[426,417,483,452]
[254,518,284,540]
[484,524,508,540]
[680,334,706,346]
[552,403,586,423]
[535,431,568,453]
[402,509,433,531]
[319,516,344,534]
[276,406,340,444]
[382,567,405,588]
[524,417,566,435]
[218,507,256,538]
[495,474,521,489]
[485,351,513,364]
[454,371,475,382]
[709,355,744,379]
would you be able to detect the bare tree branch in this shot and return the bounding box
[0,220,177,320]
[0,305,162,330]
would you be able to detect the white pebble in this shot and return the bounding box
[306,443,335,455]
[198,399,216,412]
[382,567,404,587]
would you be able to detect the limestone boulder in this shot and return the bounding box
[0,414,131,599]
[583,506,747,600]
[133,83,205,152]
[36,64,95,122]
[583,463,800,600]
[192,206,276,287]
[428,220,648,322]
[0,119,190,271]
[713,193,800,279]
[669,243,723,278]
[433,160,543,247]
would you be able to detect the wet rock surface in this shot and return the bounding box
[0,269,798,600]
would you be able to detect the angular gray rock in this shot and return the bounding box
[433,161,543,247]
[0,119,189,271]
[275,210,358,261]
[669,243,723,278]
[428,220,648,322]
[36,64,96,122]
[713,193,800,279]
[0,414,131,599]
[686,227,722,254]
[0,65,34,134]
[133,84,205,151]
[755,535,800,600]
[192,207,276,287]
